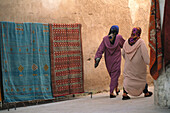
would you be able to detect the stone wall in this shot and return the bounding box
[0,0,153,92]
[154,65,170,107]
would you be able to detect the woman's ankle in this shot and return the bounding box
[110,93,115,95]
[123,93,128,96]
[145,92,150,96]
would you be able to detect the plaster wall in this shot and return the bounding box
[0,0,153,92]
[154,65,170,107]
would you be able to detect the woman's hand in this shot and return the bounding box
[94,58,101,68]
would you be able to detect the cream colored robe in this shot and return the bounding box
[122,39,150,96]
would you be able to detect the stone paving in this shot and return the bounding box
[1,86,170,113]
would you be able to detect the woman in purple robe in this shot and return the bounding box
[95,25,125,98]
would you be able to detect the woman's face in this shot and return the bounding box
[109,32,116,41]
[131,27,141,37]
[132,28,137,35]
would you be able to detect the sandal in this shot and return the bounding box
[144,91,153,97]
[110,94,116,98]
[122,95,130,100]
[116,90,120,95]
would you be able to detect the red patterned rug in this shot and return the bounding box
[50,24,84,97]
[163,0,170,67]
[149,0,163,80]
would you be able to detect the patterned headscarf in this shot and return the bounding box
[108,25,119,36]
[128,27,141,46]
[108,25,119,45]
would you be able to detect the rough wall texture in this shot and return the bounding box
[154,65,170,107]
[0,0,153,92]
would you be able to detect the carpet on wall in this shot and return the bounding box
[0,54,2,106]
[163,0,170,67]
[0,22,53,102]
[49,24,84,97]
[149,0,163,80]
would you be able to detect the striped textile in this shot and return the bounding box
[0,87,2,107]
[163,0,170,67]
[0,57,2,106]
[50,24,84,97]
[0,22,53,102]
[149,0,163,80]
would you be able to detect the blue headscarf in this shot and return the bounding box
[108,25,119,35]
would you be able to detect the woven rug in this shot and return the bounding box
[50,24,84,97]
[149,0,163,80]
[0,86,2,107]
[0,22,53,102]
[0,58,2,106]
[163,0,170,67]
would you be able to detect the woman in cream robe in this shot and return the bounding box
[122,27,152,100]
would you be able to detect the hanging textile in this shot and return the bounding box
[149,0,163,80]
[0,22,53,102]
[50,24,84,97]
[0,55,2,106]
[163,0,170,67]
[0,87,1,107]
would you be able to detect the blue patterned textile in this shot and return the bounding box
[0,22,53,102]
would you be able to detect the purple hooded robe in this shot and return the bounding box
[95,34,125,93]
